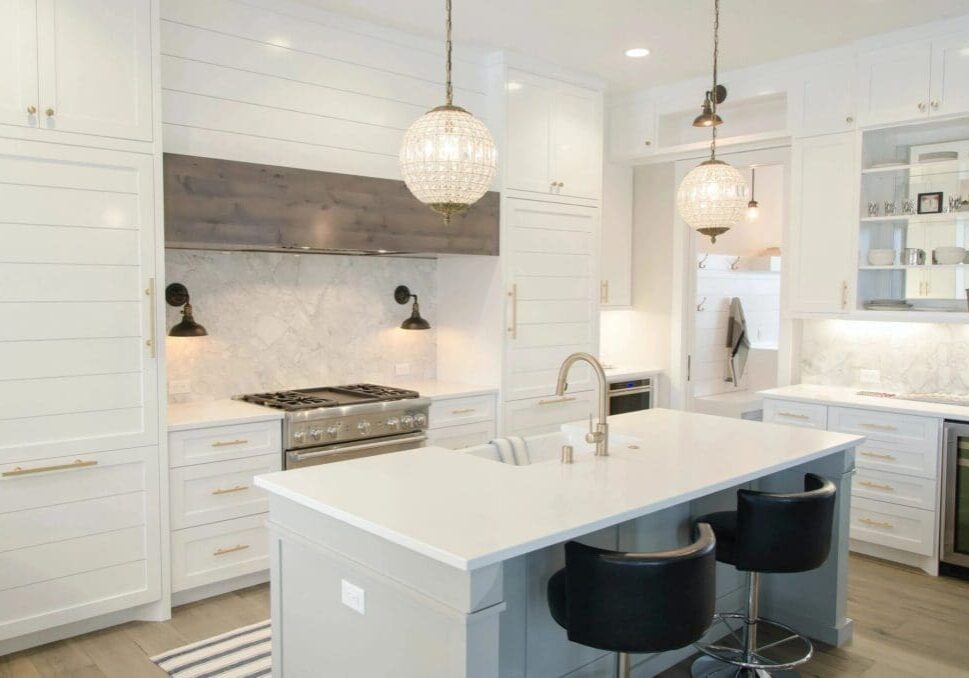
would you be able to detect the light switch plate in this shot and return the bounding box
[341,579,365,614]
[169,380,191,395]
[394,363,411,376]
[859,369,881,386]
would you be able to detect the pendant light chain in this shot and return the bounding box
[445,0,453,106]
[710,0,720,160]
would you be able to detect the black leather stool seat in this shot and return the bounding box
[694,511,738,566]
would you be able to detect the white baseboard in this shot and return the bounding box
[172,570,270,607]
[850,539,939,576]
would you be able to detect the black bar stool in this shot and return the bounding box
[547,524,717,678]
[691,473,837,677]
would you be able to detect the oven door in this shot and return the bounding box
[608,379,652,416]
[286,432,427,470]
[942,422,969,568]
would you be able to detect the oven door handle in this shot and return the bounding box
[608,386,652,397]
[288,433,428,464]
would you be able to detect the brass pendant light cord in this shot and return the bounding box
[445,0,453,106]
[710,0,720,161]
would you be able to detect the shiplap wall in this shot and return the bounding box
[159,0,493,180]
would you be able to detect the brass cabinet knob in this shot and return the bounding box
[26,105,36,114]
[846,116,854,124]
[918,102,926,112]
[45,107,54,117]
[931,100,940,109]
[644,139,652,146]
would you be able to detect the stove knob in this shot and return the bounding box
[401,414,414,428]
[293,431,306,443]
[414,413,427,427]
[357,421,372,435]
[386,417,400,430]
[326,425,340,439]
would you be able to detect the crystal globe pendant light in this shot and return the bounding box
[676,0,748,244]
[399,0,497,224]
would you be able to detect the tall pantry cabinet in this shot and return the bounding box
[0,0,166,652]
[500,68,604,436]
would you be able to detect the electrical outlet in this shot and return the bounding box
[169,380,191,395]
[341,579,365,614]
[394,363,411,376]
[859,369,881,386]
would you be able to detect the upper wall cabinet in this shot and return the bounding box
[0,0,152,142]
[790,61,856,137]
[505,70,603,201]
[608,99,656,160]
[858,34,969,128]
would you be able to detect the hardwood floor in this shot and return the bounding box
[1,554,967,677]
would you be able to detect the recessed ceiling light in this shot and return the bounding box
[625,47,650,58]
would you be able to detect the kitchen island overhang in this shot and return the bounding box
[255,408,863,678]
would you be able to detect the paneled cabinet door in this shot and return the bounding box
[504,73,554,195]
[930,33,969,118]
[858,41,932,127]
[36,0,152,140]
[0,0,38,129]
[550,86,602,200]
[503,198,599,402]
[0,139,159,463]
[790,132,858,314]
[792,61,856,137]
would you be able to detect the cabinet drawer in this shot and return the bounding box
[429,394,496,428]
[0,446,153,514]
[828,407,938,453]
[171,515,269,593]
[852,468,937,510]
[850,496,935,556]
[169,421,282,468]
[170,454,280,530]
[503,392,596,436]
[763,400,827,429]
[854,442,937,479]
[427,421,496,450]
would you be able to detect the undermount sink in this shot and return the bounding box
[457,424,644,466]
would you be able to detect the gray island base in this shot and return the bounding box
[254,409,862,677]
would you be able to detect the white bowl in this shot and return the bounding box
[934,246,966,265]
[868,249,896,266]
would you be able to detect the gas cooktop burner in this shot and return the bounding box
[238,383,420,411]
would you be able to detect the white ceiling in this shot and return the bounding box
[295,0,969,91]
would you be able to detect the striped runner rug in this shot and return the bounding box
[150,620,271,678]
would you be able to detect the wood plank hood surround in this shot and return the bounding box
[163,154,499,256]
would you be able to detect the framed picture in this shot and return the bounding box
[918,191,943,214]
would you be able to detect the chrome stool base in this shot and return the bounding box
[690,611,813,678]
[691,654,800,678]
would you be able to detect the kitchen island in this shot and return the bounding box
[254,409,863,677]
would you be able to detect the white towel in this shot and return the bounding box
[490,436,530,466]
[491,437,517,465]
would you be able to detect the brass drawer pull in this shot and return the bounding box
[859,480,894,491]
[778,411,810,420]
[539,396,577,406]
[859,517,894,529]
[213,544,250,556]
[211,484,249,496]
[2,459,97,477]
[451,408,475,414]
[861,423,897,432]
[211,439,249,448]
[860,451,896,461]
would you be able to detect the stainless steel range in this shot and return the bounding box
[237,384,430,469]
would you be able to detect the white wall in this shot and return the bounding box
[159,0,492,180]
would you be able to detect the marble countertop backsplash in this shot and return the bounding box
[165,250,438,403]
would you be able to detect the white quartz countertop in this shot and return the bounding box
[392,380,498,400]
[168,399,284,431]
[603,365,663,382]
[760,384,969,421]
[255,408,861,571]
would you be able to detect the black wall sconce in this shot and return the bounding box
[166,283,208,337]
[394,285,430,330]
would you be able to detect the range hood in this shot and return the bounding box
[163,154,499,257]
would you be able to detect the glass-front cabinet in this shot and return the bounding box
[857,119,969,314]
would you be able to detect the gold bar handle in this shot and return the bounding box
[213,544,250,557]
[859,480,894,491]
[2,459,98,478]
[211,439,249,448]
[211,484,249,496]
[778,411,810,420]
[859,517,894,529]
[507,284,518,339]
[539,396,577,406]
[451,408,475,414]
[145,278,156,358]
[860,450,896,460]
[861,423,897,432]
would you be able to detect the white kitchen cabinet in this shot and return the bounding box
[791,61,856,137]
[0,0,38,129]
[426,392,497,449]
[930,33,969,119]
[600,162,633,307]
[502,391,597,438]
[505,70,602,201]
[789,132,858,314]
[0,0,152,141]
[503,198,600,404]
[607,98,655,160]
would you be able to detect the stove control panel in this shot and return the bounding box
[285,400,430,450]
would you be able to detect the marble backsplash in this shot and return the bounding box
[800,319,969,394]
[165,251,437,403]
